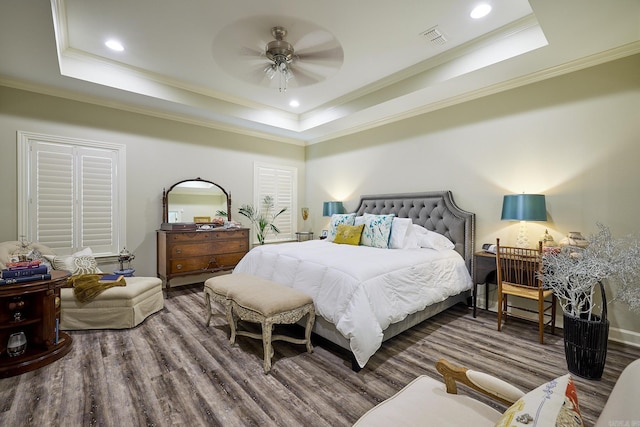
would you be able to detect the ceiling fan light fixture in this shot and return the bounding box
[265,27,298,92]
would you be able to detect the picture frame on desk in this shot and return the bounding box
[320,229,328,239]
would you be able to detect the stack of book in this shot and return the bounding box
[0,260,51,285]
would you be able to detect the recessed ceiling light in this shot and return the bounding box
[289,100,300,108]
[105,39,124,51]
[470,3,492,19]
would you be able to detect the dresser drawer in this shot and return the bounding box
[168,229,249,243]
[169,252,247,274]
[169,239,248,257]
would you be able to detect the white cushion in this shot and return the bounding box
[60,276,164,330]
[411,224,455,251]
[389,218,413,249]
[595,358,640,427]
[353,375,501,427]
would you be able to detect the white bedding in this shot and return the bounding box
[233,240,473,368]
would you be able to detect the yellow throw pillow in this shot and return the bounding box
[333,224,365,245]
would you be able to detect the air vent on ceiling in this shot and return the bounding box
[421,26,448,47]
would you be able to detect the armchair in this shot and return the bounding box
[354,358,640,426]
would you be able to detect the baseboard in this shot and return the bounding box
[476,293,640,349]
[609,327,640,348]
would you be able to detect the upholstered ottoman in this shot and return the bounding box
[60,276,164,330]
[204,273,315,373]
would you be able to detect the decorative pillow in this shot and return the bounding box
[328,213,356,242]
[494,374,584,427]
[45,247,103,276]
[411,225,455,251]
[354,215,365,226]
[389,218,413,249]
[0,241,55,270]
[333,224,365,245]
[361,213,395,249]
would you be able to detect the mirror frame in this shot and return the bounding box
[162,177,232,223]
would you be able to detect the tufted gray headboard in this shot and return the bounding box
[354,191,475,273]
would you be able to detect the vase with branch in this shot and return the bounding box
[541,223,640,378]
[238,195,287,245]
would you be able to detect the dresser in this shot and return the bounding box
[157,228,249,291]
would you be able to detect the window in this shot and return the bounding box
[254,162,297,244]
[18,131,126,257]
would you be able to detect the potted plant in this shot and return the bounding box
[238,195,287,245]
[542,223,640,379]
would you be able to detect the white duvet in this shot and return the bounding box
[233,240,472,367]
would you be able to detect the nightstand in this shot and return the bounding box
[473,251,497,318]
[295,231,314,242]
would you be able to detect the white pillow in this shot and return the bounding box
[389,218,413,249]
[411,224,455,251]
[45,247,103,275]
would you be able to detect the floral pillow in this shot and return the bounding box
[494,374,584,427]
[328,213,356,242]
[361,213,395,249]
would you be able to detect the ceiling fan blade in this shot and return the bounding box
[289,67,324,87]
[238,46,264,58]
[246,64,271,85]
[291,29,336,53]
[296,46,344,63]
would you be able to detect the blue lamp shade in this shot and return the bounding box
[323,201,345,216]
[501,194,547,221]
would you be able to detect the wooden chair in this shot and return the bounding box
[495,239,556,344]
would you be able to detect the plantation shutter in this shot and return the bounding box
[255,163,297,243]
[79,148,118,253]
[32,142,74,249]
[19,132,125,257]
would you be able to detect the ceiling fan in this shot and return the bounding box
[213,19,344,92]
[264,26,296,92]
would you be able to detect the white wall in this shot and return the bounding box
[1,54,638,344]
[306,54,640,343]
[0,86,306,280]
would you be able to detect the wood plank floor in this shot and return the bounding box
[1,284,638,426]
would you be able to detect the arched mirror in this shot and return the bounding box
[162,177,232,224]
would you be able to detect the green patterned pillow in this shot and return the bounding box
[333,224,365,245]
[361,213,395,248]
[328,213,356,242]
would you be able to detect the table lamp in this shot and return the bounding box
[322,201,345,216]
[501,194,547,248]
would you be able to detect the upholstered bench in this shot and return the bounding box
[204,273,315,373]
[60,276,164,330]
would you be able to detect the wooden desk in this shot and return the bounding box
[473,251,497,318]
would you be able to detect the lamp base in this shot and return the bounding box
[514,221,530,248]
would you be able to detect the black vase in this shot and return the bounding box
[562,282,609,380]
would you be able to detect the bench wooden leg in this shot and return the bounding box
[304,309,314,354]
[204,292,213,327]
[262,320,274,374]
[228,307,238,345]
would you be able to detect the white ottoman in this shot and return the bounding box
[60,276,164,330]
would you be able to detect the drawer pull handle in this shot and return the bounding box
[176,264,182,270]
[176,248,182,254]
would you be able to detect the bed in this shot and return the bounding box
[233,191,475,369]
